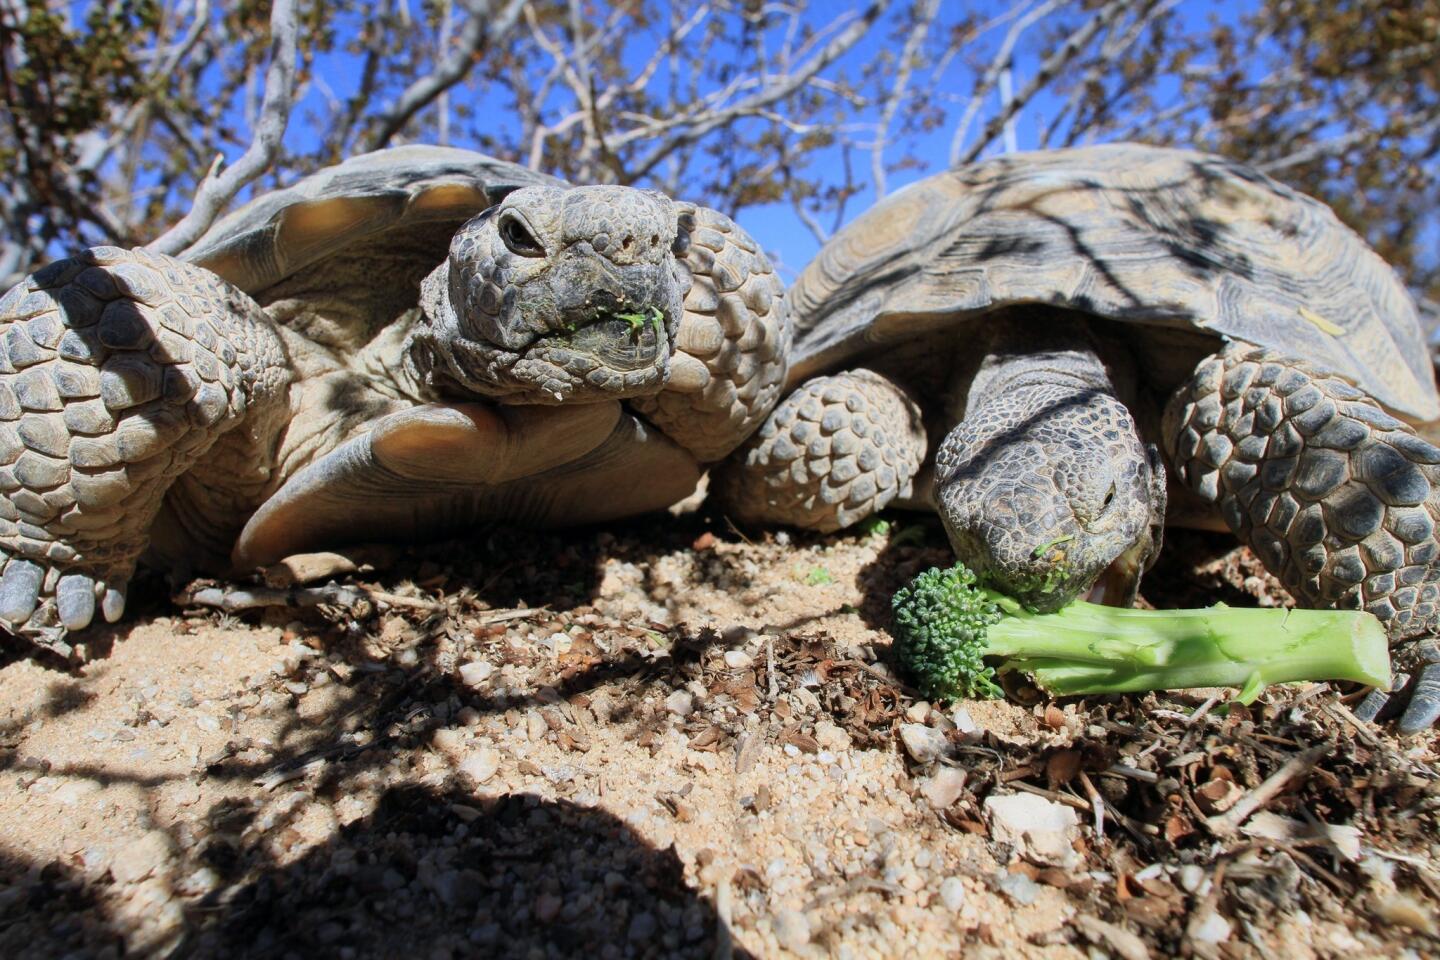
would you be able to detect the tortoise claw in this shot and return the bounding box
[1354,640,1440,733]
[0,560,44,625]
[1351,671,1406,724]
[101,580,128,624]
[1398,659,1440,734]
[56,574,98,631]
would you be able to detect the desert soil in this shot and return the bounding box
[0,508,1437,959]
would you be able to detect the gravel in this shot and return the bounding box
[0,519,1432,959]
[773,908,812,950]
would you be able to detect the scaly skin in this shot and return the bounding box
[631,204,791,463]
[0,247,292,637]
[716,369,927,532]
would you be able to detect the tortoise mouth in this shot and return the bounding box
[540,306,669,372]
[1083,560,1139,607]
[411,257,683,404]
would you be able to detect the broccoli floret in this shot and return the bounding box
[891,563,1392,703]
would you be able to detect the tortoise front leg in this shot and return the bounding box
[0,247,292,645]
[228,399,697,568]
[632,205,790,463]
[714,369,927,532]
[1164,340,1440,729]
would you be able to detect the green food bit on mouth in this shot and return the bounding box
[1032,534,1074,559]
[613,305,664,331]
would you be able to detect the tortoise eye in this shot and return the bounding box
[500,214,545,257]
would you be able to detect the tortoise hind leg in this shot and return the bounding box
[1164,340,1440,729]
[0,247,291,644]
[713,369,927,532]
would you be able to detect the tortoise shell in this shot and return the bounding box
[181,146,560,345]
[787,143,1438,423]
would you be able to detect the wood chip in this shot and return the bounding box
[1076,913,1151,960]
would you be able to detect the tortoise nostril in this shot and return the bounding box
[622,235,633,250]
[650,234,659,246]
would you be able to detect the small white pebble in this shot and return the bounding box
[898,724,947,764]
[951,707,980,738]
[1177,864,1206,893]
[939,876,965,911]
[459,748,500,785]
[723,650,753,669]
[1191,910,1231,944]
[458,661,495,687]
[773,909,811,950]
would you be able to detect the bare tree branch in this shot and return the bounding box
[2,0,1435,303]
[957,0,1133,166]
[146,0,299,256]
[871,0,939,197]
[1257,112,1440,174]
[949,0,1062,166]
[1041,0,1164,146]
[622,2,889,184]
[361,0,527,151]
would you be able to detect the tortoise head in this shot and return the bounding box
[410,184,692,404]
[934,384,1168,612]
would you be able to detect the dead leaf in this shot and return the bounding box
[1046,749,1081,787]
[1241,811,1362,861]
[1075,914,1151,960]
[688,725,725,752]
[782,730,819,754]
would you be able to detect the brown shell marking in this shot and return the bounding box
[182,146,559,296]
[788,143,1437,422]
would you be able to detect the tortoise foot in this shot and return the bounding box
[713,369,926,532]
[1166,342,1440,722]
[0,557,130,651]
[0,247,291,640]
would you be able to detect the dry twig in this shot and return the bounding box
[147,0,299,256]
[1206,744,1328,837]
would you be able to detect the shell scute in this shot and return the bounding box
[787,144,1436,421]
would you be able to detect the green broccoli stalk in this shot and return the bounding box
[891,563,1391,702]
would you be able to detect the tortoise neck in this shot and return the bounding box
[973,317,1111,390]
[950,314,1132,422]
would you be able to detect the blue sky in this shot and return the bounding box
[275,1,1246,276]
[113,0,1431,298]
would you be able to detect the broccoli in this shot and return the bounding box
[891,563,1391,702]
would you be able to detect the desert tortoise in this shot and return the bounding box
[718,143,1440,728]
[0,146,788,648]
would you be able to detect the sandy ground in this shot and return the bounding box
[1,510,1437,959]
